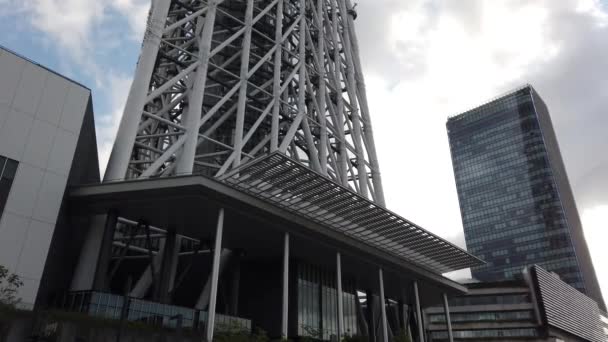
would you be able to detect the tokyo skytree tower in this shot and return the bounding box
[104,0,385,205]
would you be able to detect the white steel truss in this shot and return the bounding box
[105,0,385,205]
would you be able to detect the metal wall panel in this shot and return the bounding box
[0,46,92,309]
[532,265,605,342]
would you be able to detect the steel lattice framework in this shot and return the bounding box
[105,0,385,205]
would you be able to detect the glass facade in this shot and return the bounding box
[0,156,18,217]
[297,262,358,340]
[63,291,251,332]
[429,310,533,323]
[430,328,539,339]
[447,86,603,308]
[425,284,539,340]
[448,293,530,307]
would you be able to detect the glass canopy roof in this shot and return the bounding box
[219,152,484,274]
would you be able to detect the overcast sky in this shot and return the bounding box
[2,0,607,303]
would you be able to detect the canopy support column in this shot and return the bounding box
[337,253,345,340]
[379,269,389,342]
[281,232,290,339]
[443,293,454,342]
[414,281,425,342]
[205,208,225,342]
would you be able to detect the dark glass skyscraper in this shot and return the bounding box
[447,85,605,310]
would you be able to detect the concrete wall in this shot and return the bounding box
[0,47,91,309]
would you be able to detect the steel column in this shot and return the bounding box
[336,252,345,340]
[270,0,284,152]
[104,0,172,181]
[176,1,219,175]
[130,238,166,298]
[167,236,182,296]
[344,0,385,205]
[196,250,232,310]
[398,299,406,332]
[71,214,113,291]
[413,281,425,342]
[230,253,241,316]
[233,0,255,168]
[442,293,454,342]
[93,211,118,291]
[330,0,348,186]
[378,269,389,342]
[337,0,368,198]
[278,0,308,153]
[157,229,178,303]
[366,289,377,342]
[317,0,328,174]
[355,292,369,336]
[282,232,290,338]
[206,208,225,342]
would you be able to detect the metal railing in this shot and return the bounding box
[61,291,251,332]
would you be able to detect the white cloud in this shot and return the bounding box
[13,0,149,75]
[15,0,150,52]
[20,0,105,57]
[359,0,608,294]
[109,0,151,40]
[365,0,560,233]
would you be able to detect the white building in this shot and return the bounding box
[0,46,99,309]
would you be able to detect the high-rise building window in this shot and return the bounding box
[0,156,18,218]
[446,85,605,310]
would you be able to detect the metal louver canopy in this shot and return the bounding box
[220,152,484,274]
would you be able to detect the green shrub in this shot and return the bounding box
[298,337,318,342]
[342,334,367,342]
[393,329,412,342]
[0,265,23,307]
[214,325,269,342]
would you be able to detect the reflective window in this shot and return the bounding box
[297,263,358,339]
[449,293,530,307]
[62,291,250,332]
[0,156,18,218]
[431,328,539,339]
[429,310,533,323]
[447,87,585,292]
